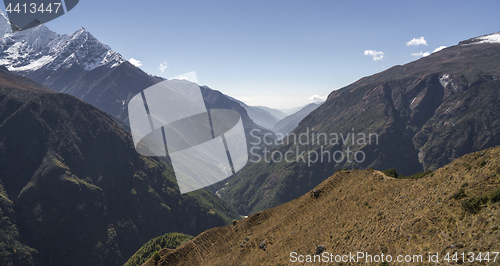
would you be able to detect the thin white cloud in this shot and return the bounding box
[411,51,431,57]
[433,46,447,53]
[158,61,168,72]
[309,95,327,102]
[364,50,384,61]
[129,58,142,67]
[171,71,198,84]
[406,37,428,46]
[238,97,253,104]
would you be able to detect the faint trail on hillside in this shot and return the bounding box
[374,170,396,180]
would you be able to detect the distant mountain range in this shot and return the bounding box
[220,32,500,215]
[278,105,305,115]
[233,98,322,133]
[0,68,240,266]
[272,102,322,136]
[254,105,287,119]
[229,97,281,130]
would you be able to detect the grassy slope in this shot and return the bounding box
[124,232,193,266]
[145,146,500,265]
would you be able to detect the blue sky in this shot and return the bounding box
[2,0,500,109]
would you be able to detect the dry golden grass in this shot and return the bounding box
[144,147,500,266]
[0,69,52,92]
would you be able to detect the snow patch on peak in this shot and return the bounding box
[475,32,500,44]
[440,74,450,88]
[463,32,500,45]
[83,50,125,71]
[8,55,54,72]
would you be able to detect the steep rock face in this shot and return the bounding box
[60,61,162,121]
[0,71,239,266]
[220,32,500,214]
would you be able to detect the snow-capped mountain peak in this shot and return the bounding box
[0,13,125,74]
